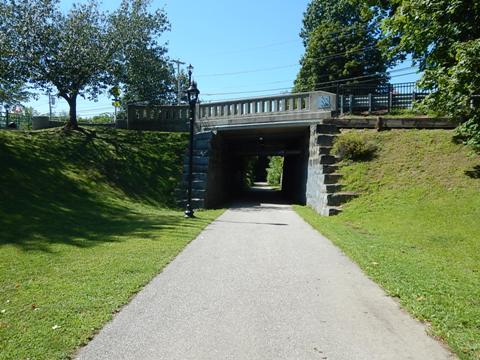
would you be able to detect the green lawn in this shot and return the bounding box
[0,128,222,359]
[295,129,480,360]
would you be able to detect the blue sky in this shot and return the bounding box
[26,0,420,117]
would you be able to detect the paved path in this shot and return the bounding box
[76,203,455,360]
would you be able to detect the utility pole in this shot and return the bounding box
[172,59,185,105]
[47,92,54,121]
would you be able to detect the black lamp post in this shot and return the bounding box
[4,104,10,128]
[185,64,200,218]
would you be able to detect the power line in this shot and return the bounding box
[201,65,418,94]
[76,105,114,111]
[198,39,301,58]
[196,63,299,78]
[200,68,419,99]
[196,45,378,78]
[193,28,370,57]
[202,66,416,96]
[197,24,377,59]
[305,68,419,89]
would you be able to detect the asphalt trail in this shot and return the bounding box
[76,202,455,360]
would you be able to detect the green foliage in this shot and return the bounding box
[0,82,30,108]
[3,0,174,128]
[119,46,176,105]
[88,113,115,124]
[1,128,189,206]
[244,156,258,187]
[294,0,390,93]
[266,156,284,186]
[332,131,377,161]
[295,129,480,360]
[6,0,114,127]
[0,128,222,359]
[381,0,480,149]
[0,1,30,105]
[454,115,480,150]
[110,0,175,105]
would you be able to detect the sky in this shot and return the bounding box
[26,0,420,118]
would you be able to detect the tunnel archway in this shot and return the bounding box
[204,125,311,207]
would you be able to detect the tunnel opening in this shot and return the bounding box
[240,154,285,205]
[205,125,310,208]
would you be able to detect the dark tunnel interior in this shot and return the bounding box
[204,125,311,207]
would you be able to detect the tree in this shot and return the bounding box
[380,0,480,149]
[9,0,116,129]
[8,0,173,129]
[294,0,391,93]
[110,0,175,105]
[266,156,284,187]
[0,1,31,107]
[119,47,176,105]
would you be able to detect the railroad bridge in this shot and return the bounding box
[123,90,452,216]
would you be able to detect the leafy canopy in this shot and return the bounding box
[0,1,31,106]
[2,0,174,128]
[294,0,390,93]
[380,0,480,149]
[110,0,175,105]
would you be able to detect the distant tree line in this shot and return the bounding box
[296,0,480,149]
[0,0,177,129]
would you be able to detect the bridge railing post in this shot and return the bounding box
[288,98,294,112]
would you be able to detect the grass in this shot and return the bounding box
[339,108,443,118]
[294,129,480,360]
[0,128,222,359]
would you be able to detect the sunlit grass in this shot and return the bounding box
[295,129,480,360]
[0,128,223,359]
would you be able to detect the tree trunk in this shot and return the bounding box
[65,95,79,130]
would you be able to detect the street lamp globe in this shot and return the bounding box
[187,81,200,105]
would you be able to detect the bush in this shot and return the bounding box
[332,134,377,161]
[266,156,284,186]
[244,156,258,188]
[453,114,480,152]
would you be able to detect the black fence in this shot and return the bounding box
[0,114,32,129]
[318,82,432,114]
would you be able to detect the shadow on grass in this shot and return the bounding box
[0,130,191,252]
[47,128,187,206]
[465,165,480,179]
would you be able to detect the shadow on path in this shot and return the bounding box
[229,182,292,211]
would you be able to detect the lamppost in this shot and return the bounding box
[185,64,200,218]
[4,104,10,128]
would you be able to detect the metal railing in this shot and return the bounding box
[338,82,430,96]
[127,104,190,123]
[198,90,335,120]
[337,82,432,113]
[0,114,32,129]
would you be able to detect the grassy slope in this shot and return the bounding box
[0,128,222,360]
[295,129,480,360]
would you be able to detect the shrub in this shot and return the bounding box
[266,156,284,186]
[244,156,258,188]
[332,134,377,161]
[453,114,480,152]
